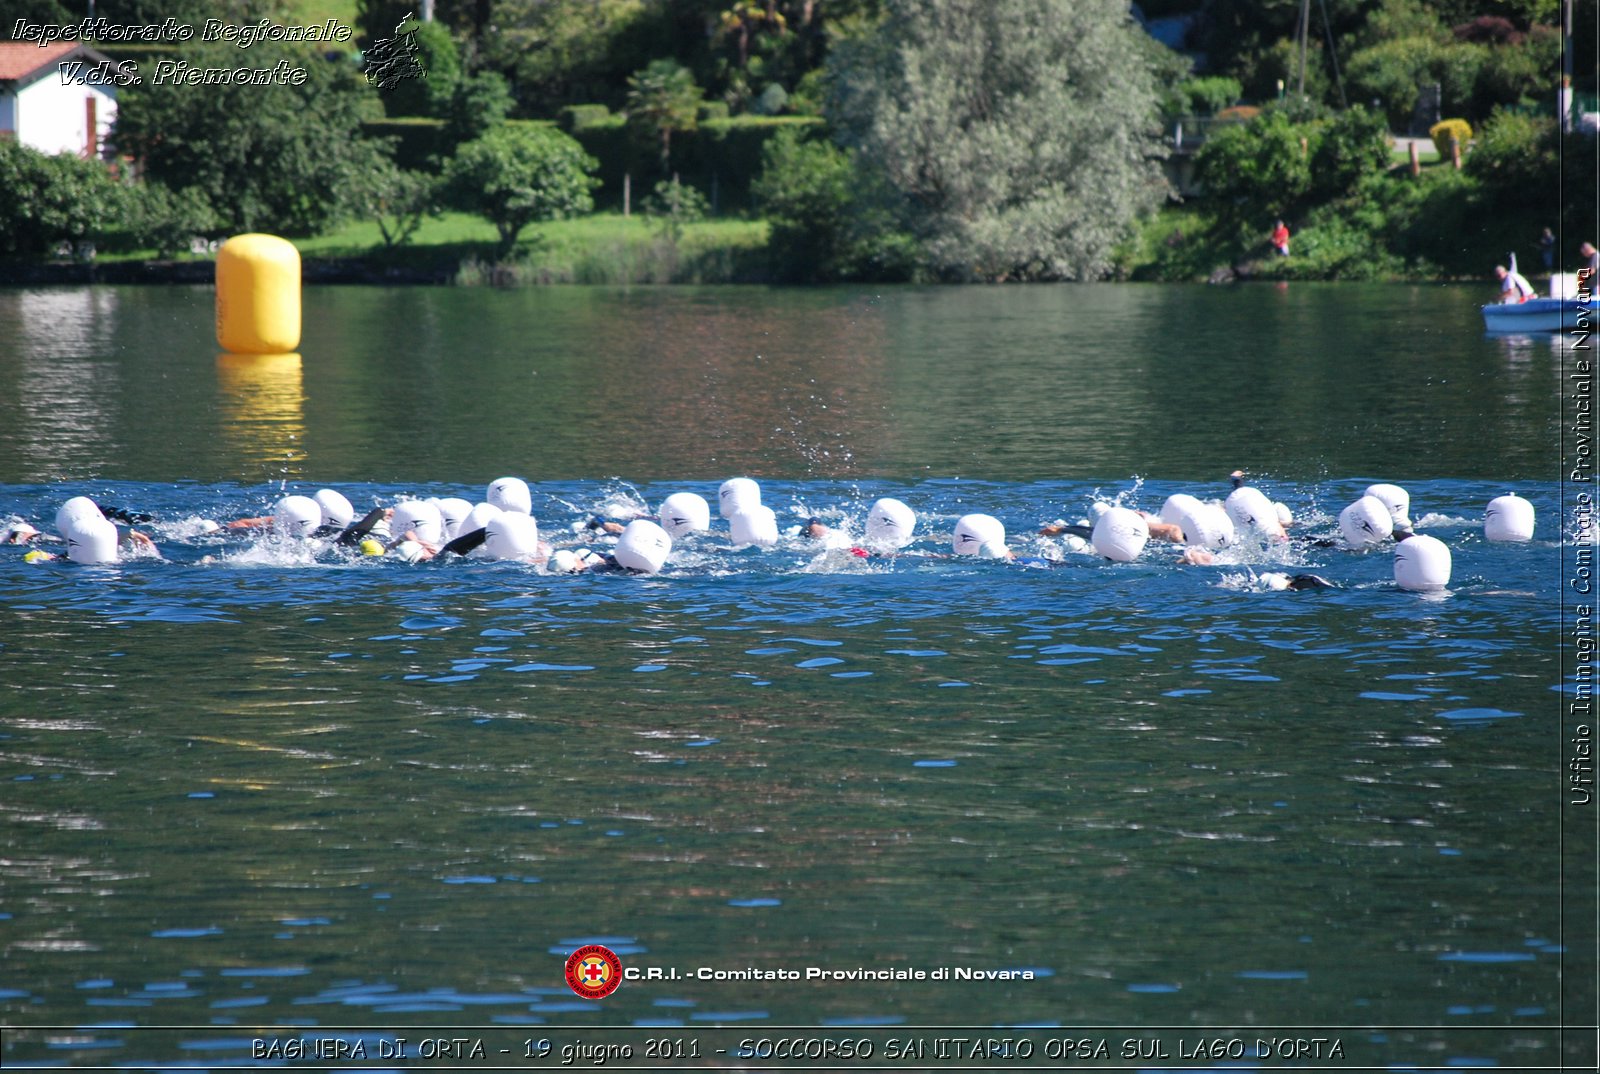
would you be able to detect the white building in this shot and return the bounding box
[0,42,126,159]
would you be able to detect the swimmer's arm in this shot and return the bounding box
[335,507,388,546]
[1136,512,1185,543]
[438,527,488,557]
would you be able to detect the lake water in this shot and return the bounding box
[0,282,1593,1069]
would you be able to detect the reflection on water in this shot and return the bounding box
[2,289,122,480]
[0,283,1589,1070]
[0,283,1569,484]
[214,352,306,482]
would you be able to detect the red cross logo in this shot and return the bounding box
[564,944,622,999]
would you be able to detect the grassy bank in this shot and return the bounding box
[62,212,772,286]
[297,211,771,284]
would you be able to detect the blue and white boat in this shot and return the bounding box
[1482,272,1591,333]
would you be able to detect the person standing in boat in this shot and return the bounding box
[1494,263,1535,304]
[1580,241,1599,284]
[1270,220,1290,257]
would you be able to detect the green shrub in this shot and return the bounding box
[752,128,917,282]
[1181,76,1242,115]
[1347,36,1486,129]
[381,20,461,119]
[559,104,614,132]
[642,177,709,242]
[117,182,220,257]
[1466,108,1556,216]
[0,140,125,258]
[1429,117,1474,157]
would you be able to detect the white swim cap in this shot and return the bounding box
[1274,501,1294,527]
[729,505,779,547]
[658,492,712,539]
[273,495,322,539]
[313,489,354,530]
[1175,501,1235,549]
[458,502,501,542]
[392,539,428,564]
[482,512,540,560]
[1339,495,1393,549]
[1365,483,1411,527]
[1225,485,1283,538]
[1484,493,1534,542]
[952,513,1005,556]
[433,497,474,541]
[65,513,119,564]
[865,497,916,550]
[1091,506,1149,562]
[487,477,532,515]
[1394,533,1452,591]
[56,496,104,538]
[719,478,761,519]
[614,519,673,573]
[390,499,444,546]
[1159,493,1203,527]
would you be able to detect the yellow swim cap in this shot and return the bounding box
[359,539,385,557]
[23,549,51,564]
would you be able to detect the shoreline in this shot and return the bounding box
[0,255,1492,288]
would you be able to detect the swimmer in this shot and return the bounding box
[1392,525,1452,591]
[1224,471,1288,541]
[1259,572,1337,591]
[29,497,157,564]
[1041,512,1184,544]
[3,521,42,544]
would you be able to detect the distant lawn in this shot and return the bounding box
[281,0,360,36]
[1391,142,1442,166]
[293,211,774,284]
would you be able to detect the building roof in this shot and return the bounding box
[0,42,79,83]
[0,42,126,92]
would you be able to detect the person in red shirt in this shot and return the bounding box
[1270,220,1290,257]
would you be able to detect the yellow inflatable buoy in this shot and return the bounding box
[216,234,301,354]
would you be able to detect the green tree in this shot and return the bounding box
[441,70,515,146]
[483,0,655,113]
[1345,35,1487,129]
[753,127,915,282]
[0,141,125,257]
[443,126,598,256]
[348,155,439,249]
[825,0,1168,281]
[625,59,703,171]
[380,19,463,118]
[1193,110,1315,240]
[1308,104,1392,202]
[112,45,387,236]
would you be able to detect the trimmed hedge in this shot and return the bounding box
[362,118,450,171]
